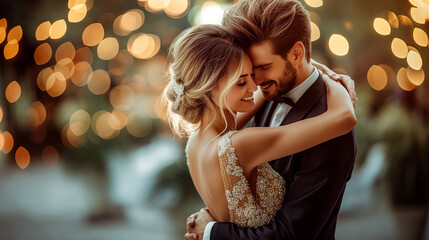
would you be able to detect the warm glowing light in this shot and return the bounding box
[407,50,423,70]
[304,0,323,8]
[15,146,30,169]
[82,23,104,46]
[128,33,161,59]
[398,15,413,26]
[68,3,87,23]
[0,132,4,151]
[87,69,111,95]
[407,67,425,86]
[164,0,190,18]
[71,61,92,86]
[63,124,86,148]
[92,111,119,139]
[108,50,133,77]
[411,7,426,24]
[413,28,428,47]
[31,101,47,126]
[0,106,3,123]
[75,46,93,63]
[110,85,135,111]
[68,0,86,8]
[111,110,128,130]
[50,19,67,39]
[367,65,388,91]
[147,0,170,11]
[35,21,51,41]
[126,113,152,138]
[0,18,6,44]
[7,25,22,42]
[391,38,408,59]
[46,72,67,97]
[328,34,349,56]
[55,61,75,80]
[387,12,399,28]
[397,67,416,91]
[373,18,391,35]
[4,39,19,59]
[34,43,52,65]
[42,145,59,167]
[195,1,224,25]
[120,9,145,32]
[70,109,91,136]
[2,131,13,154]
[310,22,320,42]
[6,81,21,103]
[97,37,119,60]
[409,0,424,7]
[37,67,54,91]
[0,26,6,44]
[55,41,75,63]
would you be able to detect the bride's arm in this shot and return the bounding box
[233,74,356,171]
[236,89,265,129]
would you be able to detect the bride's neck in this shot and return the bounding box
[200,107,236,134]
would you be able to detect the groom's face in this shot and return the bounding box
[248,40,297,101]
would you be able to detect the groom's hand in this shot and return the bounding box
[185,208,214,240]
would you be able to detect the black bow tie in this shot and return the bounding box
[276,96,295,107]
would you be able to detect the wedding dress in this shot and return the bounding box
[216,131,286,228]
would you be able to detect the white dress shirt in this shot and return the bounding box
[203,67,319,240]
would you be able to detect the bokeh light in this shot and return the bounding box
[0,132,4,151]
[5,81,21,103]
[387,11,399,28]
[195,1,224,25]
[304,0,323,8]
[30,101,47,126]
[127,33,161,59]
[34,43,52,65]
[49,19,67,39]
[407,50,423,70]
[56,42,75,63]
[0,18,6,44]
[87,69,111,95]
[15,146,30,169]
[391,38,408,58]
[397,67,416,91]
[97,37,119,60]
[46,72,67,97]
[74,46,93,63]
[0,106,3,122]
[126,113,152,138]
[367,65,388,91]
[328,34,349,56]
[4,39,19,59]
[42,145,60,167]
[410,7,426,24]
[70,109,91,136]
[310,22,320,42]
[413,27,428,47]
[82,23,104,46]
[71,61,92,86]
[110,84,135,111]
[68,3,87,23]
[373,18,391,35]
[121,9,145,32]
[7,25,23,42]
[35,21,51,41]
[164,0,190,18]
[1,131,13,154]
[407,67,425,86]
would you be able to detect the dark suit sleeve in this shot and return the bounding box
[211,130,357,240]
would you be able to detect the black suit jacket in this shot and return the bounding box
[211,76,357,240]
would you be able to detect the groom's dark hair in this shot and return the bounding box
[223,0,311,62]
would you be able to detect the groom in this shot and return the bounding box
[186,0,357,239]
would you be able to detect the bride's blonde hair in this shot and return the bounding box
[164,24,244,137]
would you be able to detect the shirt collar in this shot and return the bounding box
[285,67,319,103]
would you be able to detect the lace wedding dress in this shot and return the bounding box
[216,131,286,228]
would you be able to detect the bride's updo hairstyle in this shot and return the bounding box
[164,24,244,137]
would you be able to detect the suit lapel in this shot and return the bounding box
[282,75,325,125]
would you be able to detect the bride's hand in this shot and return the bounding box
[323,74,356,124]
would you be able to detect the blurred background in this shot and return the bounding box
[0,0,428,239]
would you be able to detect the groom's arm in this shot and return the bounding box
[208,129,357,240]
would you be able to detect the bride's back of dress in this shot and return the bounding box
[186,130,286,227]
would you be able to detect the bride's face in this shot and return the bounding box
[212,53,258,113]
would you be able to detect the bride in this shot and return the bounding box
[164,24,356,228]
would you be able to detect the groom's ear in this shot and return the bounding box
[288,41,306,66]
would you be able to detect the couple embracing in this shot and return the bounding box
[163,0,357,239]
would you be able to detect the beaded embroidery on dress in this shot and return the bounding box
[218,131,286,228]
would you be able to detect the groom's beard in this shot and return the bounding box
[269,60,297,101]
